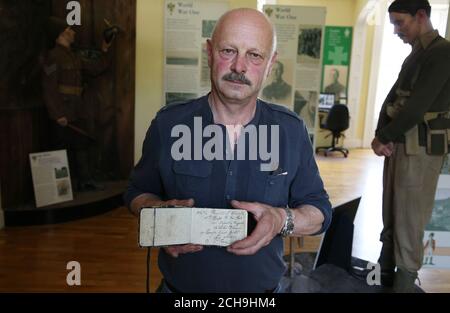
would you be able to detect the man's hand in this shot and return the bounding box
[57,117,68,127]
[227,200,285,256]
[130,194,195,216]
[103,26,119,46]
[164,244,203,258]
[371,137,394,157]
[130,195,202,258]
[158,199,203,258]
[102,26,120,52]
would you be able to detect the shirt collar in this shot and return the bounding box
[198,95,214,124]
[414,29,439,50]
[199,93,262,127]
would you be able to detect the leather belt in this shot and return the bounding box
[58,85,83,96]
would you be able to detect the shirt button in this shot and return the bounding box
[269,181,275,186]
[226,195,231,200]
[229,171,233,176]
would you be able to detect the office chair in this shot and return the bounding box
[316,104,350,158]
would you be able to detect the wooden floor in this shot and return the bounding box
[0,149,448,292]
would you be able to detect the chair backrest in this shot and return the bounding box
[314,197,361,271]
[325,104,350,132]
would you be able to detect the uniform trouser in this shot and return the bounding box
[379,143,444,273]
[51,120,92,183]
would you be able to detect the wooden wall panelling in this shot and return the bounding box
[114,0,136,178]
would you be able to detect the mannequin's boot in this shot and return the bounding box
[378,244,395,287]
[76,150,104,192]
[393,267,418,293]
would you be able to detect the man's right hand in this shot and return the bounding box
[161,197,203,258]
[103,26,119,45]
[131,195,202,257]
[57,117,68,127]
[371,137,394,157]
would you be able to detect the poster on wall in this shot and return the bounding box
[321,26,353,105]
[424,156,450,269]
[262,5,326,143]
[164,0,229,106]
[29,150,73,208]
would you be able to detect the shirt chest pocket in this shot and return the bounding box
[172,161,212,200]
[247,171,288,207]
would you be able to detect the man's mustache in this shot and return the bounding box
[222,72,252,86]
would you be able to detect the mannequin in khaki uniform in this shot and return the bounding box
[372,0,450,292]
[42,18,112,191]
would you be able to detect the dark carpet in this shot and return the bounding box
[281,253,424,293]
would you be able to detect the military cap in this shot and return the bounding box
[47,17,69,44]
[388,0,432,17]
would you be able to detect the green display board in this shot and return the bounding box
[321,26,353,104]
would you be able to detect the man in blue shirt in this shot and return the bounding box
[124,8,332,293]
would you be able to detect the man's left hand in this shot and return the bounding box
[227,200,285,256]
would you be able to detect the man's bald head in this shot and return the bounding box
[211,8,277,56]
[207,8,279,105]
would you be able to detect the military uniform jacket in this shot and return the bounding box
[376,30,450,145]
[262,80,292,101]
[42,44,109,122]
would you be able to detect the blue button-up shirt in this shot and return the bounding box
[125,95,332,293]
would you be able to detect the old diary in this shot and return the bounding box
[139,207,248,247]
